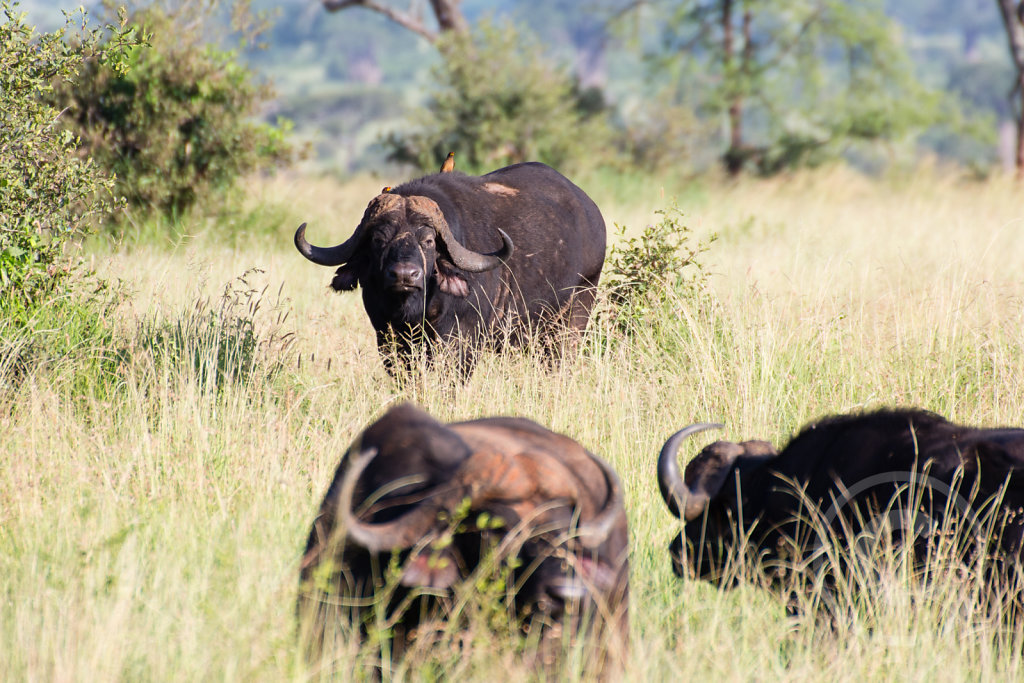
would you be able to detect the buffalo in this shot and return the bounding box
[298,404,629,667]
[294,162,607,374]
[656,409,1024,591]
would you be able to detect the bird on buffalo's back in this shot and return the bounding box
[440,151,455,173]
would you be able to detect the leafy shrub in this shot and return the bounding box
[603,205,716,334]
[52,4,293,219]
[0,2,140,317]
[385,19,617,174]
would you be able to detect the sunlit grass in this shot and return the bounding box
[2,166,1024,679]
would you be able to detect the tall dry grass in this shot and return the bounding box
[2,166,1024,680]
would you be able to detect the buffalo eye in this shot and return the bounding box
[421,233,435,249]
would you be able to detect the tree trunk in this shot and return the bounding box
[995,0,1024,178]
[1017,84,1024,176]
[429,0,468,34]
[722,0,741,174]
[723,0,754,176]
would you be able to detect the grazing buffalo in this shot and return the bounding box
[294,162,607,374]
[299,404,629,667]
[656,409,1024,587]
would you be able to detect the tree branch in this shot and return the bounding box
[322,0,439,43]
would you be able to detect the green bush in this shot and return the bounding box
[52,4,293,219]
[0,2,140,316]
[604,205,716,335]
[386,19,617,174]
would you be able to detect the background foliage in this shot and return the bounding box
[51,3,294,219]
[16,0,1014,176]
[385,19,617,174]
[163,0,1016,175]
[636,0,991,174]
[0,2,139,315]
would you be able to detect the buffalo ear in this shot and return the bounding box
[684,440,777,510]
[331,262,361,291]
[436,261,469,297]
[684,441,745,506]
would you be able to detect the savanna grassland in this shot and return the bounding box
[3,167,1024,680]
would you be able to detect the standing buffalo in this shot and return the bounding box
[294,162,607,374]
[299,404,629,668]
[656,409,1024,587]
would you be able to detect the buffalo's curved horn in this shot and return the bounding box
[434,218,514,273]
[657,423,725,521]
[336,447,461,554]
[571,454,626,549]
[294,221,368,266]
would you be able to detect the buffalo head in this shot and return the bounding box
[294,193,513,302]
[657,423,779,579]
[299,404,629,667]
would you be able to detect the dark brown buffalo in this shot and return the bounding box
[657,409,1024,586]
[299,404,629,666]
[294,162,606,374]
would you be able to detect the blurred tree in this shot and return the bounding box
[634,0,949,176]
[995,0,1024,177]
[384,19,616,173]
[52,2,294,218]
[321,0,466,43]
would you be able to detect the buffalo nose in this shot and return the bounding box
[386,263,422,284]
